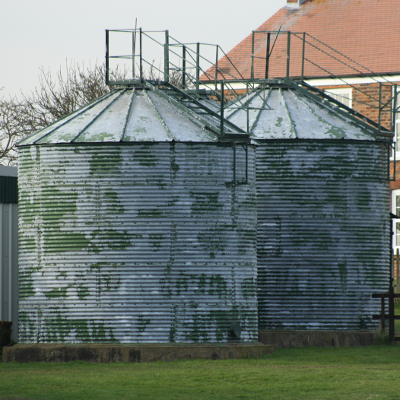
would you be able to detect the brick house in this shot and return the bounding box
[204,0,400,255]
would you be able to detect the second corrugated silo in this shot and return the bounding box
[17,85,258,343]
[226,81,391,333]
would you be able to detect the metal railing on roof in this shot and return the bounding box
[104,28,399,159]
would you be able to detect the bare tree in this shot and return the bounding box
[0,62,126,166]
[0,95,28,165]
[0,60,191,166]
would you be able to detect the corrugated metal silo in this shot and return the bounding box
[226,81,391,331]
[17,86,258,343]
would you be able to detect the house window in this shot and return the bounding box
[325,88,352,108]
[392,190,400,251]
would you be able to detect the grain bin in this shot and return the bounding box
[17,85,258,343]
[226,81,391,331]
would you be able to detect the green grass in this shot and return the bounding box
[395,302,400,333]
[1,346,400,400]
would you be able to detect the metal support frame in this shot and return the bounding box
[378,82,382,131]
[139,28,143,81]
[220,81,224,135]
[105,30,110,84]
[286,31,291,79]
[196,43,200,93]
[132,31,136,79]
[164,30,169,83]
[265,33,270,79]
[182,45,186,89]
[215,46,219,92]
[251,31,255,81]
[301,32,306,81]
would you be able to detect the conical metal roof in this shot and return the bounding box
[225,83,382,141]
[18,86,245,146]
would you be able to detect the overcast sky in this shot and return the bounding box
[0,0,286,98]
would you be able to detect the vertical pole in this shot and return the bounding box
[393,84,398,159]
[247,82,250,134]
[182,45,186,89]
[286,31,291,80]
[378,82,382,131]
[265,33,270,79]
[164,30,169,83]
[132,30,136,79]
[301,32,306,81]
[139,28,143,81]
[251,32,255,81]
[390,212,395,340]
[220,81,224,136]
[105,30,110,85]
[233,142,236,185]
[245,143,248,184]
[196,43,200,93]
[396,248,400,293]
[389,286,395,341]
[215,46,219,92]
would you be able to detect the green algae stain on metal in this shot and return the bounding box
[337,259,348,293]
[190,191,224,214]
[197,225,228,257]
[138,209,164,218]
[137,316,151,332]
[241,277,257,299]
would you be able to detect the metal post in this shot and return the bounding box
[389,286,395,341]
[182,45,186,89]
[164,30,169,83]
[378,82,382,131]
[215,46,219,92]
[132,30,136,79]
[196,43,200,93]
[246,83,250,134]
[265,33,270,79]
[394,84,398,180]
[220,81,224,136]
[301,32,306,81]
[233,142,236,184]
[393,84,398,137]
[105,30,110,85]
[139,28,143,82]
[390,212,395,339]
[245,143,248,184]
[286,31,291,80]
[396,248,400,293]
[251,32,255,81]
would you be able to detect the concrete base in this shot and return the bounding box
[2,342,273,363]
[259,330,378,348]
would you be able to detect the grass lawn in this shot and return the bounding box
[1,345,400,400]
[395,302,400,334]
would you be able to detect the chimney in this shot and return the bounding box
[287,0,306,7]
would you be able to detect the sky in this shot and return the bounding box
[0,0,286,98]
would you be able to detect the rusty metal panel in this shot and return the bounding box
[256,141,390,331]
[17,143,258,343]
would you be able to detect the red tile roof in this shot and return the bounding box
[203,0,400,81]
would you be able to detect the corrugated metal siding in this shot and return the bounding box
[0,202,19,341]
[257,141,390,330]
[0,176,18,203]
[18,143,258,343]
